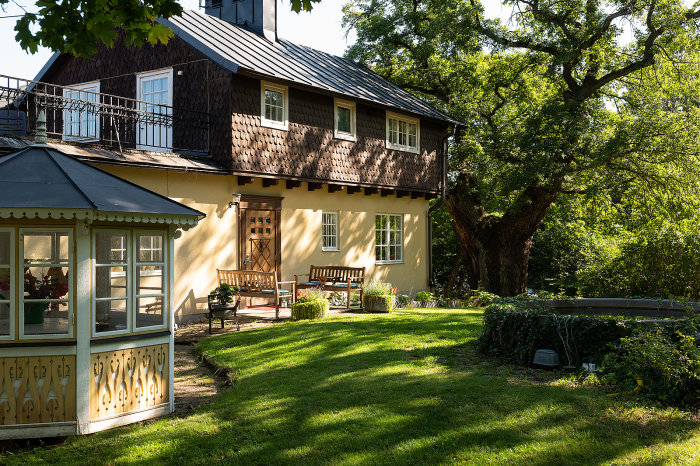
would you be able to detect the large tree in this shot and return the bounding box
[344,0,700,295]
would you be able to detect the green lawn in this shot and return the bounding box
[2,309,700,464]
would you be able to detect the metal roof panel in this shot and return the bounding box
[160,9,461,125]
[0,145,204,217]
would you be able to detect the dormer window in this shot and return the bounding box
[260,81,289,130]
[334,98,356,141]
[386,111,420,154]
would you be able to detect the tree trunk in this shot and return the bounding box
[445,173,560,296]
[444,247,464,297]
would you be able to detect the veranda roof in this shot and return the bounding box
[0,145,204,226]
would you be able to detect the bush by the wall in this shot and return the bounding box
[291,299,329,320]
[478,303,639,366]
[602,325,700,406]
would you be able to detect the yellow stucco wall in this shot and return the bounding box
[96,165,430,321]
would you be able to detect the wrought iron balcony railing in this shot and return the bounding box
[0,74,210,155]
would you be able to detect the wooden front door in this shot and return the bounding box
[238,195,283,276]
[243,209,276,272]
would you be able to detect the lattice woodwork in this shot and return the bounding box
[0,355,76,425]
[243,210,276,273]
[90,344,168,420]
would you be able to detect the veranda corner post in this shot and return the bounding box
[0,145,202,439]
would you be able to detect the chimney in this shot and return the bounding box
[204,0,277,42]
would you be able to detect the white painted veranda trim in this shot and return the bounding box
[0,422,77,440]
[0,346,77,358]
[0,209,200,229]
[89,333,170,353]
[86,404,171,434]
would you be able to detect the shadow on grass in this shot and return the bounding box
[3,310,699,465]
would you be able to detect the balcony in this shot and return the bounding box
[0,74,210,156]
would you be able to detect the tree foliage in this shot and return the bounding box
[3,0,321,57]
[344,0,700,295]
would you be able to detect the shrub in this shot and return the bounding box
[291,288,328,320]
[602,327,700,406]
[291,300,329,320]
[466,288,499,307]
[414,290,435,302]
[395,294,411,309]
[478,303,639,366]
[295,288,325,303]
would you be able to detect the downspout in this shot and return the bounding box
[428,124,456,290]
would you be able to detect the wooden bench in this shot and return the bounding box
[294,265,365,310]
[217,269,294,319]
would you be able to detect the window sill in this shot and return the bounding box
[261,119,289,131]
[375,260,404,265]
[386,143,419,154]
[322,248,341,252]
[334,132,356,142]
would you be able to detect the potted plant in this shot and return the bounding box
[362,279,397,313]
[23,267,69,324]
[209,283,240,309]
[291,288,329,320]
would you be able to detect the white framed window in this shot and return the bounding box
[322,211,339,251]
[386,111,420,154]
[92,229,168,337]
[0,229,14,340]
[19,229,73,339]
[334,98,356,141]
[136,68,173,152]
[260,81,289,130]
[134,232,167,330]
[94,230,130,336]
[376,214,403,264]
[63,81,100,142]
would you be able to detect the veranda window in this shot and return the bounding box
[375,214,403,264]
[0,229,13,339]
[93,229,168,336]
[94,231,130,334]
[21,230,72,338]
[135,233,166,329]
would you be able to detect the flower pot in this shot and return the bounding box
[209,303,234,319]
[25,303,46,324]
[363,295,396,313]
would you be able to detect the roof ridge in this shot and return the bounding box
[44,147,98,209]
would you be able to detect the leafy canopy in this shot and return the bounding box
[3,0,321,57]
[344,0,700,216]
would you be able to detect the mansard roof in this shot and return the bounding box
[158,9,460,125]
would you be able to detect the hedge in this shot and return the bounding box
[478,303,641,366]
[291,300,329,320]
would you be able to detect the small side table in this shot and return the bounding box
[207,295,240,334]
